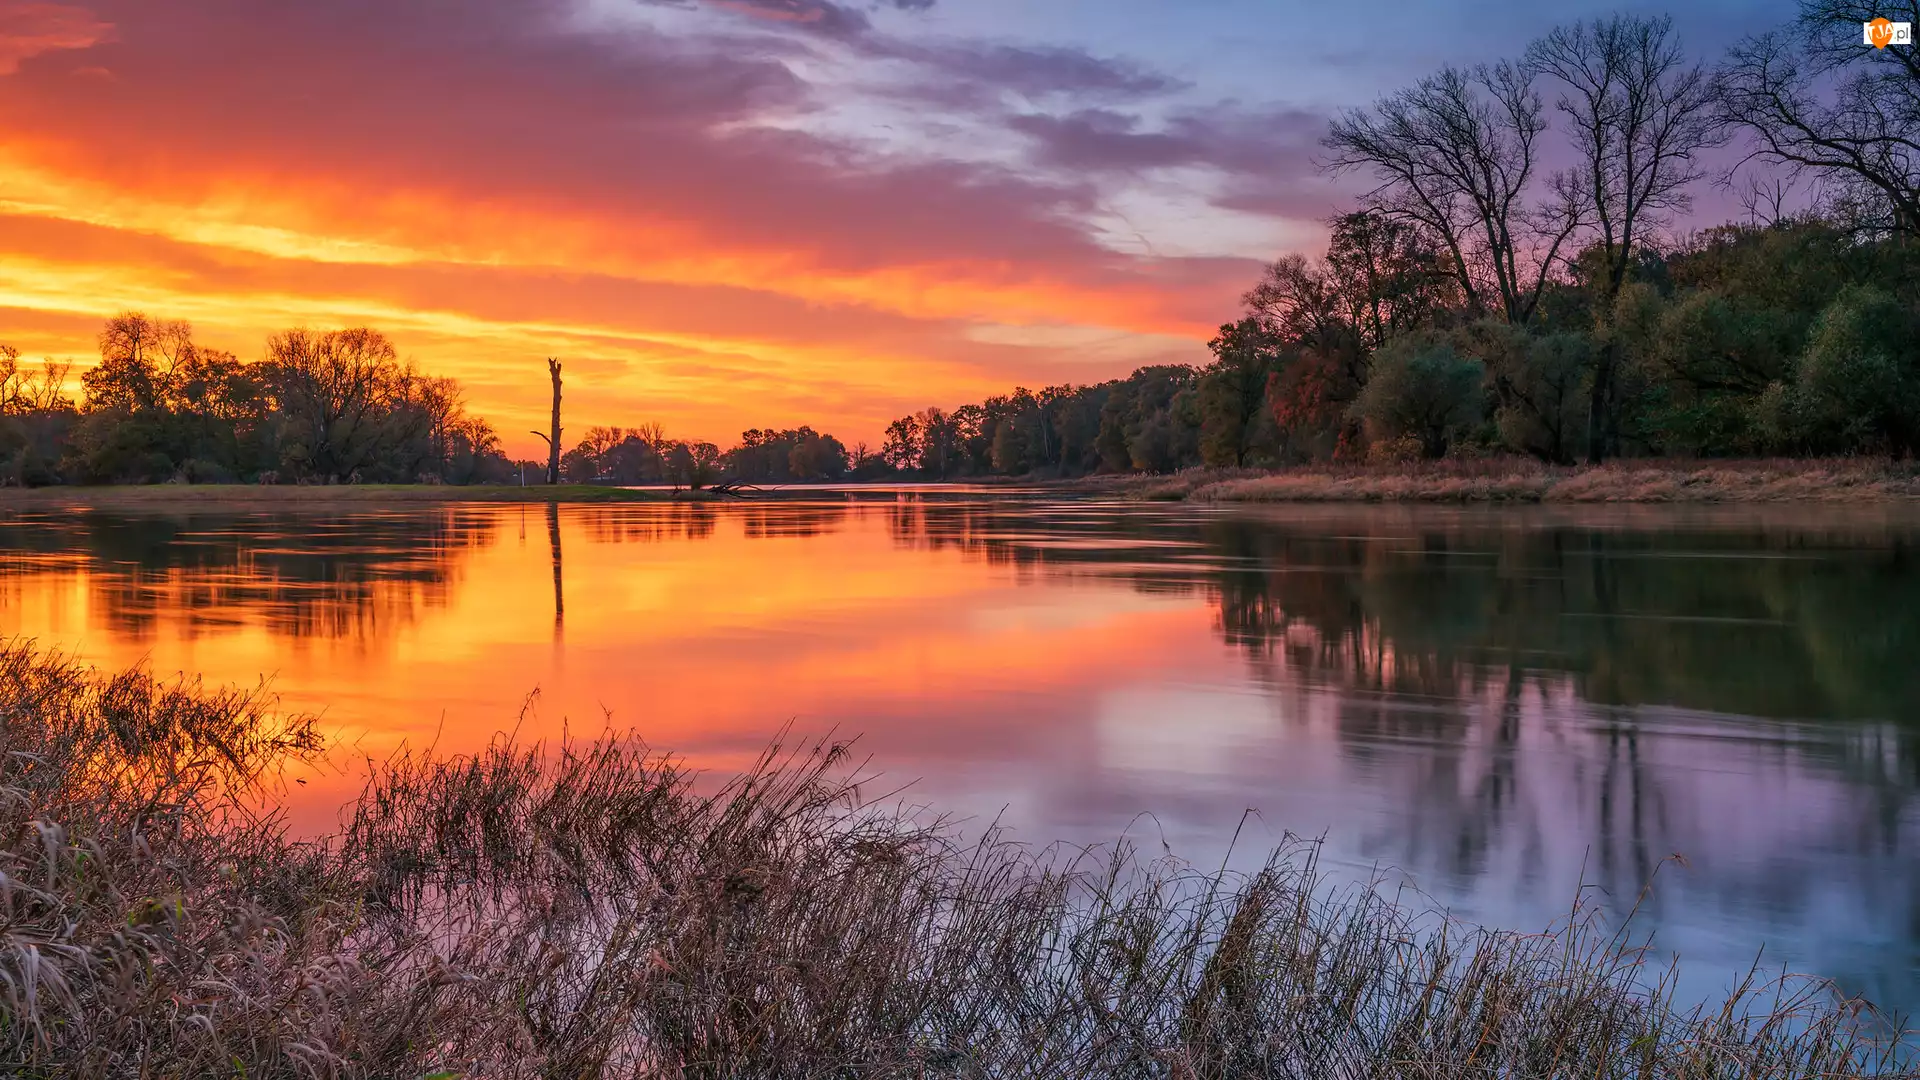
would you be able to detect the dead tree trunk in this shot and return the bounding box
[530,357,563,484]
[545,358,562,484]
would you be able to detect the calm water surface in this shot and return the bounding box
[2,495,1917,1017]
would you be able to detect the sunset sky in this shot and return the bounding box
[1,0,1785,454]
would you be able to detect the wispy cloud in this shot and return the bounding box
[0,1,112,74]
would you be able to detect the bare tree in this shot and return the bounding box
[1735,170,1803,226]
[1715,0,1920,237]
[1324,62,1584,326]
[530,358,562,484]
[1244,211,1459,356]
[1243,254,1348,350]
[1527,14,1721,462]
[264,327,420,481]
[85,312,195,412]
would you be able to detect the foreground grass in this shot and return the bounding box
[1100,458,1920,504]
[0,644,1907,1078]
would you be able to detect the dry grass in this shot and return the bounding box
[0,642,1909,1077]
[1115,459,1920,504]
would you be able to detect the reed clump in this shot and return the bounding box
[0,642,1908,1077]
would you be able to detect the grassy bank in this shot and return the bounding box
[1101,458,1920,504]
[0,482,705,510]
[0,644,1906,1077]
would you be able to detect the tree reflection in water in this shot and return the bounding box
[884,498,1920,1013]
[0,508,497,643]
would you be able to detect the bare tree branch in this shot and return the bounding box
[1715,1,1920,236]
[1324,62,1580,325]
[1527,14,1722,462]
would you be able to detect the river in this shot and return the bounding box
[1,492,1916,1020]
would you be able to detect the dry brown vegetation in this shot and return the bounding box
[1110,459,1920,504]
[0,643,1909,1077]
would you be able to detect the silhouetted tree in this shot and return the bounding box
[1528,14,1721,461]
[1325,63,1584,325]
[1715,0,1920,237]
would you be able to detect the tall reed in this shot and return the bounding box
[0,643,1907,1077]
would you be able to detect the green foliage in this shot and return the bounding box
[1763,286,1920,455]
[1469,321,1591,464]
[1353,337,1486,458]
[1199,319,1286,467]
[1633,290,1796,454]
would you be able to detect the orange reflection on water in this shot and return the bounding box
[0,501,1234,830]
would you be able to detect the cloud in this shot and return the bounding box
[0,1,112,74]
[889,41,1185,106]
[630,0,935,39]
[1011,105,1325,177]
[1007,102,1352,222]
[0,0,1313,448]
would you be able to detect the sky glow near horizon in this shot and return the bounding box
[0,0,1790,454]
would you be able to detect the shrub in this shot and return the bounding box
[1354,337,1486,458]
[1781,286,1920,455]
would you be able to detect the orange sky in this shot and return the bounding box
[0,0,1357,453]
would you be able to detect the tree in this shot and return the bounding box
[262,327,422,482]
[1764,285,1920,453]
[916,407,959,479]
[989,416,1027,473]
[1267,349,1361,462]
[881,414,922,472]
[786,429,848,481]
[1095,386,1133,472]
[1352,338,1487,458]
[1245,212,1458,355]
[1050,386,1106,476]
[83,312,194,414]
[534,358,562,484]
[1325,62,1584,326]
[0,347,73,415]
[1715,0,1920,237]
[667,440,722,489]
[1198,319,1284,467]
[1471,323,1592,463]
[1527,14,1720,462]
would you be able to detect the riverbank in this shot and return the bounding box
[0,482,705,509]
[0,643,1903,1077]
[1084,458,1920,503]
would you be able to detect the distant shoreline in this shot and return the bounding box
[1052,459,1920,504]
[0,483,692,509]
[1,459,1917,509]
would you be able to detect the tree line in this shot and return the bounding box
[876,1,1920,478]
[0,311,883,488]
[0,315,516,486]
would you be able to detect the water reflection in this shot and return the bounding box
[0,508,495,643]
[546,501,563,634]
[879,501,1920,1013]
[0,497,1914,1016]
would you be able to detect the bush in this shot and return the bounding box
[1354,337,1486,458]
[1778,286,1920,455]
